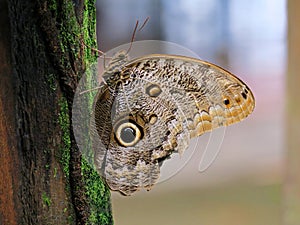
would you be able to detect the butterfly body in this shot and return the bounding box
[92,52,255,195]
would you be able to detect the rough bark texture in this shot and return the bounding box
[0,0,113,224]
[285,0,300,224]
[0,1,20,224]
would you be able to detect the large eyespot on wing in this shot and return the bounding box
[114,119,143,147]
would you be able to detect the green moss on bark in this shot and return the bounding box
[82,159,113,224]
[58,98,71,178]
[55,1,113,224]
[42,192,52,208]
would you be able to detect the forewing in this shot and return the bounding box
[124,54,255,139]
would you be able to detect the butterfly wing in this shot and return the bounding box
[125,54,255,137]
[92,54,255,195]
[93,78,189,195]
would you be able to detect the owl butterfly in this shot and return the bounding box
[91,47,255,196]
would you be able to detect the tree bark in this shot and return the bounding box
[285,0,300,224]
[0,0,113,224]
[0,1,20,224]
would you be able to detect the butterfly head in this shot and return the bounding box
[102,50,131,84]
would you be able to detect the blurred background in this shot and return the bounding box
[96,0,287,224]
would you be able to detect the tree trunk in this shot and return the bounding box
[284,0,300,224]
[0,0,113,224]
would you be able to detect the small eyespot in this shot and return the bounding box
[223,99,230,106]
[115,121,142,147]
[149,114,158,125]
[145,84,162,97]
[241,92,247,99]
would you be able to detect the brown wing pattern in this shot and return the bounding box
[93,53,255,195]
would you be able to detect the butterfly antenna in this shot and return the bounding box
[79,86,102,95]
[81,40,106,56]
[126,17,150,55]
[138,16,150,32]
[126,20,139,55]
